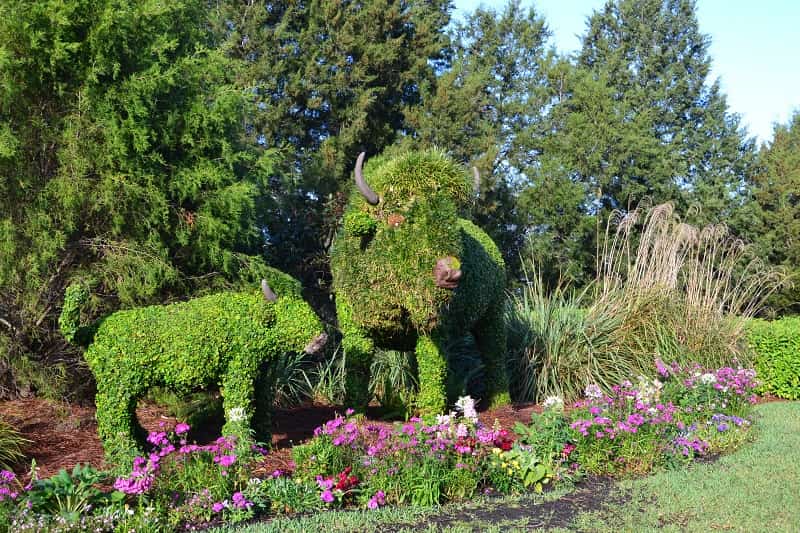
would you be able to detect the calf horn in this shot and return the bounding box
[261,279,278,302]
[354,152,379,205]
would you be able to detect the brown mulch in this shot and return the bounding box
[0,398,543,480]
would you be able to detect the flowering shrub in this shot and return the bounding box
[290,396,554,508]
[563,360,758,475]
[0,363,761,530]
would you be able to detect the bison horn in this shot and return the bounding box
[354,152,379,205]
[261,279,278,302]
[472,166,481,196]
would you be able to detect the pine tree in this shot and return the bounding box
[214,0,452,284]
[749,112,800,313]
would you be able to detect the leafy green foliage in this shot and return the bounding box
[25,464,123,524]
[0,0,276,399]
[747,318,800,399]
[331,150,509,413]
[60,274,323,467]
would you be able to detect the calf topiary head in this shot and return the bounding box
[332,149,478,344]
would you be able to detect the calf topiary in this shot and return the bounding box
[60,268,326,467]
[330,149,510,414]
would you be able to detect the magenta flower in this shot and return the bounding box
[321,489,334,503]
[175,422,190,435]
[212,501,225,513]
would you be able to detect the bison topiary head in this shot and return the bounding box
[331,149,480,347]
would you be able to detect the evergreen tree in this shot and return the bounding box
[521,0,757,285]
[0,0,273,398]
[214,0,452,285]
[749,112,800,313]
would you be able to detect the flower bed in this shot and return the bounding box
[0,360,760,532]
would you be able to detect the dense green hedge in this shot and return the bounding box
[747,317,800,399]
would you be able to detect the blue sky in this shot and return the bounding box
[452,0,800,145]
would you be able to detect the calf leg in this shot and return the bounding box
[337,295,375,411]
[95,387,142,471]
[220,356,257,449]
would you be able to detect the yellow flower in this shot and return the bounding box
[512,460,520,468]
[492,447,502,455]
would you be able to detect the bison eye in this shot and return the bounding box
[387,213,406,228]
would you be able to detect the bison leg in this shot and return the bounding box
[415,333,448,415]
[474,301,511,408]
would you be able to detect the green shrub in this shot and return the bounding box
[747,317,800,399]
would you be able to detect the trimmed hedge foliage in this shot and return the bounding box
[331,150,510,414]
[747,317,800,399]
[60,269,323,468]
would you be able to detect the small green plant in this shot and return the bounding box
[253,476,321,515]
[25,464,123,523]
[505,267,627,402]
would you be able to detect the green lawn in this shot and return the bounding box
[215,401,800,532]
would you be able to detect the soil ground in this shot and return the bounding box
[0,398,542,480]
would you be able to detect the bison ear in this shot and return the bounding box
[261,279,278,301]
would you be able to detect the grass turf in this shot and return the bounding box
[214,401,799,532]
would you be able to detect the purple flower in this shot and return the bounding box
[212,501,225,513]
[174,422,190,435]
[321,489,334,503]
[717,423,729,432]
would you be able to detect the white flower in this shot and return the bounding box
[584,383,603,399]
[700,373,717,385]
[436,413,452,426]
[228,407,247,422]
[455,396,478,422]
[542,395,564,411]
[456,423,468,438]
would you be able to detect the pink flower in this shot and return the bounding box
[367,490,385,509]
[214,454,237,468]
[321,489,334,503]
[175,422,190,435]
[212,501,225,513]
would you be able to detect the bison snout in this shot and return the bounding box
[304,332,329,355]
[434,257,462,289]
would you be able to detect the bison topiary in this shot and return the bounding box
[59,268,326,467]
[330,149,510,414]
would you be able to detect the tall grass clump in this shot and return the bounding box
[506,269,627,402]
[507,203,785,403]
[597,203,784,369]
[0,417,28,470]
